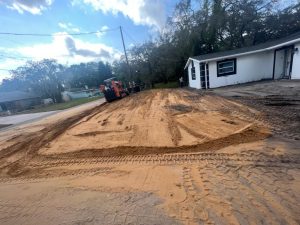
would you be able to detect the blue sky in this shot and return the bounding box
[0,0,178,81]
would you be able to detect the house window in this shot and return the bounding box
[217,58,236,76]
[191,61,196,80]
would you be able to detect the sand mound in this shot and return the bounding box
[38,89,269,156]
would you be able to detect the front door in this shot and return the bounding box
[200,63,206,89]
[206,63,210,89]
[200,63,209,89]
[283,48,293,78]
[274,46,294,79]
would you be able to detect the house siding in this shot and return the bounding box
[187,39,300,89]
[188,61,201,89]
[208,51,274,88]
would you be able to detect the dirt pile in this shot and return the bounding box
[0,90,271,175]
[38,90,269,156]
[0,89,271,179]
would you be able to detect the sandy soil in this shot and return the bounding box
[0,88,299,225]
[38,90,269,155]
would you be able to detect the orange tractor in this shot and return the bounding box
[100,77,129,102]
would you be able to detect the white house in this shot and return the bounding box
[185,32,300,89]
[61,88,101,102]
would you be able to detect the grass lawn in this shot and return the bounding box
[21,96,103,114]
[154,81,179,89]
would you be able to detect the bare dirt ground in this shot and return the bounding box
[0,82,299,225]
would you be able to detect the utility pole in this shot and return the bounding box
[119,26,132,79]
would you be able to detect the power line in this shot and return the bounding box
[0,27,119,37]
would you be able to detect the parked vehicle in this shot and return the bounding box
[99,77,129,102]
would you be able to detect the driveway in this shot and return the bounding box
[210,80,300,97]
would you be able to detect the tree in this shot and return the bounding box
[9,59,65,102]
[112,0,300,86]
[63,61,113,89]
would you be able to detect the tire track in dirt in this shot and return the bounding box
[1,151,298,182]
[180,166,235,224]
[25,152,300,169]
[205,164,293,224]
[74,130,125,137]
[235,167,300,224]
[176,122,208,140]
[174,163,300,225]
[167,119,182,146]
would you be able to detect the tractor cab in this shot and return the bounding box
[100,77,129,102]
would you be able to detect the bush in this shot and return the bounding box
[154,82,179,89]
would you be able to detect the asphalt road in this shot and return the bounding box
[0,111,59,125]
[0,98,106,130]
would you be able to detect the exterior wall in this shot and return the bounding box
[208,51,274,88]
[66,91,91,99]
[188,61,201,89]
[62,90,100,100]
[291,43,300,79]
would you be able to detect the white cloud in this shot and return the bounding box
[58,22,68,29]
[0,58,25,82]
[17,33,121,63]
[74,0,166,29]
[0,34,122,81]
[101,25,109,31]
[96,25,109,37]
[0,0,53,15]
[0,73,11,83]
[58,22,81,33]
[0,73,10,82]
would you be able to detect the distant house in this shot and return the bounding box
[61,88,101,102]
[185,32,300,89]
[0,91,41,113]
